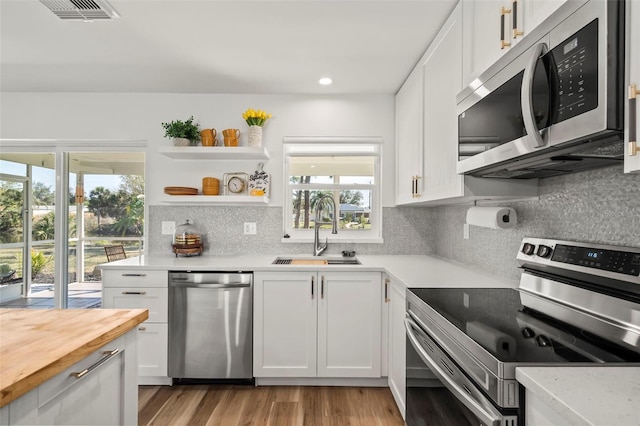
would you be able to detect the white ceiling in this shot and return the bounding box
[0,0,457,95]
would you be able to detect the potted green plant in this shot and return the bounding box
[0,263,15,283]
[161,116,200,146]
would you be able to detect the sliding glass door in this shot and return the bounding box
[0,144,145,309]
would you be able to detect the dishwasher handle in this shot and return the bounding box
[169,282,251,289]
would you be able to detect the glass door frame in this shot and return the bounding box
[0,140,147,308]
[0,173,31,296]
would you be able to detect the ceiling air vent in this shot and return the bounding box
[39,0,120,20]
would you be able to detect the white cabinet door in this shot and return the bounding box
[253,271,317,377]
[387,278,407,420]
[462,0,511,86]
[422,3,464,202]
[395,65,424,204]
[317,272,382,378]
[626,0,640,173]
[102,270,169,384]
[523,0,568,35]
[8,330,137,426]
[137,322,168,377]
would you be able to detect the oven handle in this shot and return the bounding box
[522,42,549,149]
[404,316,503,426]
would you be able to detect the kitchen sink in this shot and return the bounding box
[272,257,361,266]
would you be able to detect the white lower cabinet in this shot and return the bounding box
[4,329,138,425]
[254,271,382,378]
[387,277,407,420]
[102,269,170,385]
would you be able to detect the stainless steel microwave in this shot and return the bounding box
[456,0,625,179]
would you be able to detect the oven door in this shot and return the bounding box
[405,316,519,426]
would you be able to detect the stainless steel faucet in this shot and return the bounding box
[313,194,338,256]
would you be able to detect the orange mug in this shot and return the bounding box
[222,128,240,147]
[200,129,217,146]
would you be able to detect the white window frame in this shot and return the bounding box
[282,136,383,243]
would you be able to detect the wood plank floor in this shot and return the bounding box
[139,385,404,426]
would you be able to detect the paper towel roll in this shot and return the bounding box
[466,206,517,229]
[466,321,517,360]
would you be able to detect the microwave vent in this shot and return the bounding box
[39,0,120,20]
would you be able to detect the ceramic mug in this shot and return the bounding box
[200,128,217,146]
[222,128,240,147]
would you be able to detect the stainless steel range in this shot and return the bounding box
[405,237,640,426]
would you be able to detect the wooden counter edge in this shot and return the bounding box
[0,308,148,408]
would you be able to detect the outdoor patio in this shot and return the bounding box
[0,282,102,309]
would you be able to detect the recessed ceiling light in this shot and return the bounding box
[319,77,333,86]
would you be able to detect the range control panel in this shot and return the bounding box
[518,238,640,278]
[551,244,640,276]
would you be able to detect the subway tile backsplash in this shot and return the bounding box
[149,165,639,283]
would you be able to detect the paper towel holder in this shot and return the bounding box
[466,206,517,229]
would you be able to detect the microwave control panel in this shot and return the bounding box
[551,18,599,124]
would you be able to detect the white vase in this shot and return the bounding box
[172,137,190,146]
[248,125,263,148]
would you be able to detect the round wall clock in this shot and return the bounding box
[223,172,249,196]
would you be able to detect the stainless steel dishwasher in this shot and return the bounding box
[168,271,252,381]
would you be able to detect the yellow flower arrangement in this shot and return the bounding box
[242,108,272,127]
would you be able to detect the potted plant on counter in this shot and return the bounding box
[161,116,200,146]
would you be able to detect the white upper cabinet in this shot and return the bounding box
[395,66,424,204]
[461,0,511,87]
[626,0,640,173]
[523,0,568,35]
[461,0,568,87]
[394,2,538,205]
[422,4,464,201]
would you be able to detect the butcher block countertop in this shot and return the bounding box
[0,308,148,407]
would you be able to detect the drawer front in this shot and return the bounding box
[102,269,168,288]
[136,323,168,377]
[37,334,126,408]
[102,287,168,323]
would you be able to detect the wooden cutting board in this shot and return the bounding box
[291,259,328,265]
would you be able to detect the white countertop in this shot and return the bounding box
[517,366,640,426]
[99,253,518,289]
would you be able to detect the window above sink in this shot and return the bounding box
[282,137,383,244]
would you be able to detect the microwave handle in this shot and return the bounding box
[522,42,548,149]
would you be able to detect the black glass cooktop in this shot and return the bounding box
[408,287,640,364]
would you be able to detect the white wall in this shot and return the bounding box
[0,93,396,207]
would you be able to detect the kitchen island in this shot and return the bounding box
[0,308,147,425]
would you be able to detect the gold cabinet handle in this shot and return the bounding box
[630,84,638,156]
[501,6,512,49]
[321,275,325,299]
[384,278,390,303]
[512,0,523,38]
[412,175,422,198]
